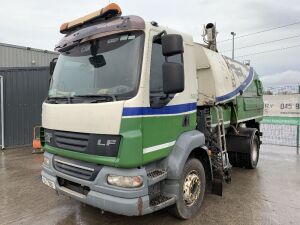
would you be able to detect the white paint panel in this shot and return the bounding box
[42,101,124,134]
[196,46,251,105]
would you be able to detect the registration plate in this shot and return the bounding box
[42,176,56,190]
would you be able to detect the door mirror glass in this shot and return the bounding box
[161,34,184,56]
[49,58,58,75]
[163,62,184,94]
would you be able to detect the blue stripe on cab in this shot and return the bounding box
[216,67,254,102]
[122,102,197,117]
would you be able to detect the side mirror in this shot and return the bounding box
[161,34,184,56]
[163,62,184,94]
[49,58,58,75]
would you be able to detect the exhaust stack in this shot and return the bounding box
[203,23,218,52]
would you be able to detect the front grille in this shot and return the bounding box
[53,156,102,181]
[43,129,121,157]
[55,131,89,152]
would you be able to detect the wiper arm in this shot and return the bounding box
[73,94,116,102]
[47,96,73,104]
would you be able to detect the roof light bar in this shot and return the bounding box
[60,3,122,34]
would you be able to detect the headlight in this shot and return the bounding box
[43,156,50,166]
[107,175,143,188]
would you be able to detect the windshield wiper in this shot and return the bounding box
[47,96,73,104]
[73,94,116,102]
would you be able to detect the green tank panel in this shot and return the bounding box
[210,73,264,127]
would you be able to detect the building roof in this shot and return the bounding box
[0,42,57,54]
[0,42,59,68]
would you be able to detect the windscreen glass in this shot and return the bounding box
[48,31,144,102]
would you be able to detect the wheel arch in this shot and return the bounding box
[189,147,213,182]
[161,130,211,180]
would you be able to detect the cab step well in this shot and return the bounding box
[147,169,167,186]
[150,194,176,209]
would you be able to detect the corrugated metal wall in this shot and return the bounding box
[0,67,50,147]
[0,42,58,67]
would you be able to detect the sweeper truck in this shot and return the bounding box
[37,3,264,219]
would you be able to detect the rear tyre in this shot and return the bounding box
[228,152,242,167]
[169,158,206,220]
[244,135,259,169]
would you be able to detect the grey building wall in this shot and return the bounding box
[0,67,51,148]
[0,43,59,147]
[0,42,58,67]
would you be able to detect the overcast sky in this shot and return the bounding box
[0,0,300,86]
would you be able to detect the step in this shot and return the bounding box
[147,169,167,186]
[150,194,176,209]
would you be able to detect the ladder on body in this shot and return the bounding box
[214,106,231,180]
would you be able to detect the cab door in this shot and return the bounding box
[142,30,197,165]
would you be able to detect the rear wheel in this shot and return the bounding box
[228,135,260,169]
[244,135,259,169]
[169,158,206,219]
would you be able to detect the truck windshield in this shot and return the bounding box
[48,31,144,102]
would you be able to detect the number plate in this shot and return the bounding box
[42,176,56,190]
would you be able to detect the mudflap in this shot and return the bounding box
[211,172,223,196]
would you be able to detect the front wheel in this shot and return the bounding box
[169,158,206,219]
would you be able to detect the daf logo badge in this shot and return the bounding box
[97,139,116,147]
[45,132,53,143]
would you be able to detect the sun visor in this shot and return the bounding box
[55,15,145,52]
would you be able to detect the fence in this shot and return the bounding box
[263,84,300,95]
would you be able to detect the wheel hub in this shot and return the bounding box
[183,170,201,207]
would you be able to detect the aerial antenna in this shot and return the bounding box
[202,23,218,52]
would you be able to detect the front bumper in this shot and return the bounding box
[42,152,154,216]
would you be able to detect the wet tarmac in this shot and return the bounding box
[1,145,299,225]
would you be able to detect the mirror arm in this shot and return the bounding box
[153,30,167,43]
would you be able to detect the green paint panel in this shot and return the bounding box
[143,146,171,165]
[235,76,264,122]
[210,107,232,126]
[236,96,263,121]
[142,113,196,147]
[141,112,196,165]
[116,117,143,168]
[243,97,264,111]
[117,112,197,167]
[44,144,116,166]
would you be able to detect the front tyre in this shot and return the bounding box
[169,158,206,219]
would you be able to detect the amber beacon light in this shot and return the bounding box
[60,3,122,34]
